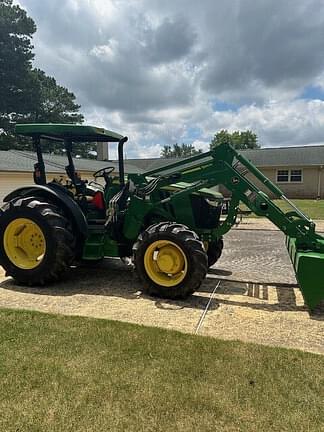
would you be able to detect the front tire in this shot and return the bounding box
[0,197,76,285]
[133,222,208,299]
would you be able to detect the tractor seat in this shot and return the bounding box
[84,186,96,197]
[86,189,106,211]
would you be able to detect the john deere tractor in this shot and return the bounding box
[1,123,324,310]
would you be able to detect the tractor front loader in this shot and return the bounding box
[0,123,323,311]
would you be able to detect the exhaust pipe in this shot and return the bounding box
[118,136,128,187]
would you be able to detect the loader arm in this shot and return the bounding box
[143,143,324,310]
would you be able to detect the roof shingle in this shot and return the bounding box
[0,150,143,174]
[1,144,323,174]
[123,144,324,170]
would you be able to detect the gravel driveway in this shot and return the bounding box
[0,228,323,354]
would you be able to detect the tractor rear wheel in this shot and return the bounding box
[0,196,76,285]
[133,222,208,299]
[206,238,224,267]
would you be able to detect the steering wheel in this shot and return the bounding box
[93,166,115,179]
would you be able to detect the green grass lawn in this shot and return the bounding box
[241,199,324,220]
[0,310,323,431]
[273,199,324,220]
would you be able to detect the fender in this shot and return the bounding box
[4,184,88,240]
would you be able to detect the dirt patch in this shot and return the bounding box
[0,230,323,354]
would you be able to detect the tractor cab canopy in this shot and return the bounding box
[15,123,125,143]
[15,123,128,188]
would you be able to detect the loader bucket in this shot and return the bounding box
[286,236,324,310]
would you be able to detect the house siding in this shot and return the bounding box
[0,172,34,203]
[0,171,95,204]
[220,166,323,199]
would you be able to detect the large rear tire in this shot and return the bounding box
[0,197,76,285]
[133,222,208,299]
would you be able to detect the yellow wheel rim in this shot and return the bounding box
[3,218,46,270]
[144,240,188,287]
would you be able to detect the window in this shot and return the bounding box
[276,169,302,183]
[277,170,289,182]
[290,169,302,182]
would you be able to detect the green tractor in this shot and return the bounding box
[1,123,324,310]
[0,124,222,299]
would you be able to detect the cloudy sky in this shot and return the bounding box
[18,0,324,158]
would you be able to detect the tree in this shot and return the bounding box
[0,0,84,152]
[0,0,36,112]
[30,69,83,124]
[210,130,259,150]
[0,0,36,148]
[26,69,84,154]
[161,143,202,158]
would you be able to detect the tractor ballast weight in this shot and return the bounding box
[0,123,323,311]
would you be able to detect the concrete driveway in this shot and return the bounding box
[0,229,323,354]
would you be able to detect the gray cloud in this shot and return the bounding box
[198,0,324,100]
[25,0,324,106]
[26,0,197,114]
[144,17,197,64]
[17,0,324,153]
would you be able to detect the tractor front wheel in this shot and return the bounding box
[133,222,208,299]
[0,197,76,285]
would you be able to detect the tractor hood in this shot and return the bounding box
[163,181,223,200]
